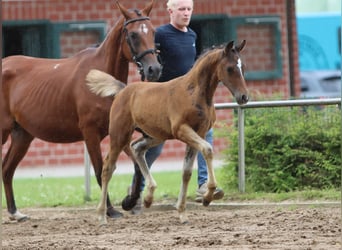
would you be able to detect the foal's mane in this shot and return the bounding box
[198,44,224,59]
[194,42,242,70]
[192,44,225,69]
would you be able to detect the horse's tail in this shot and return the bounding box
[86,69,126,97]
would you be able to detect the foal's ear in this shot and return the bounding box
[142,0,154,16]
[236,40,246,52]
[224,41,234,55]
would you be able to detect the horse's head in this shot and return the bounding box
[218,40,249,105]
[116,0,161,81]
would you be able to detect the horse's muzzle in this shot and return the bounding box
[146,64,162,82]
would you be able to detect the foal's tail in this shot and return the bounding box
[86,69,126,97]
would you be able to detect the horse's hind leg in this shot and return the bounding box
[83,133,123,218]
[96,148,120,225]
[3,124,34,221]
[2,126,10,145]
[130,136,161,208]
[176,146,197,224]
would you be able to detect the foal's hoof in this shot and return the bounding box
[179,214,189,224]
[106,207,123,218]
[121,195,137,211]
[143,199,152,208]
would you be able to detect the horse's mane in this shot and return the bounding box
[130,8,143,16]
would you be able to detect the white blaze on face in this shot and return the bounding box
[54,64,60,70]
[237,58,243,75]
[140,23,149,34]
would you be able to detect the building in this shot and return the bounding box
[297,12,340,70]
[2,0,300,168]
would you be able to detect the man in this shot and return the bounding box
[129,0,224,214]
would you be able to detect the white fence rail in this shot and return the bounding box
[84,98,341,198]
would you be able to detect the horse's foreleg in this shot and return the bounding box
[176,146,197,224]
[121,145,143,210]
[83,134,122,218]
[97,151,118,225]
[3,126,33,221]
[177,125,217,207]
[130,136,160,208]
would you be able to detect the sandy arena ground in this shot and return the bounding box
[2,203,341,249]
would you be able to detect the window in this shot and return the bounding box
[230,16,283,80]
[190,14,230,55]
[2,20,106,59]
[3,20,53,58]
[190,15,283,80]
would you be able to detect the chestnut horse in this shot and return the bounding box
[2,0,161,221]
[86,40,249,225]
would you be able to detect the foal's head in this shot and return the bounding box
[217,40,249,105]
[117,1,161,81]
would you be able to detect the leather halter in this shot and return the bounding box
[123,16,159,81]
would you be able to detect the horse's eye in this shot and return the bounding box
[129,32,139,41]
[128,32,140,48]
[227,67,234,74]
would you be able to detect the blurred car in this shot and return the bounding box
[300,70,341,98]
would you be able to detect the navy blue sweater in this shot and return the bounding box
[155,24,197,82]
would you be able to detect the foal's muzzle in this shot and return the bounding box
[237,94,249,105]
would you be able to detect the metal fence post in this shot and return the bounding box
[83,143,91,201]
[215,98,340,193]
[237,107,245,193]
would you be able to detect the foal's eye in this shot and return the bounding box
[227,67,234,74]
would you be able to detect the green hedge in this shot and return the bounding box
[219,106,341,192]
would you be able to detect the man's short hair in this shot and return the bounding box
[167,0,194,10]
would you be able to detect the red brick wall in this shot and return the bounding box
[2,0,299,168]
[60,30,100,58]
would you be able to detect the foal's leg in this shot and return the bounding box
[177,125,217,206]
[176,146,197,224]
[130,136,161,208]
[3,125,33,221]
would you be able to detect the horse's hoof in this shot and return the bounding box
[106,207,123,218]
[121,195,137,211]
[9,211,29,222]
[202,199,211,207]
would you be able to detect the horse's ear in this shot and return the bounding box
[236,40,246,52]
[142,0,154,16]
[224,41,234,55]
[116,1,131,20]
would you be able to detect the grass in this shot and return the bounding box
[2,171,198,209]
[2,170,341,209]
